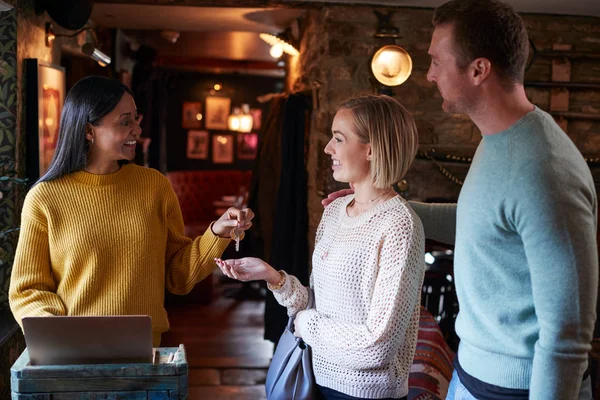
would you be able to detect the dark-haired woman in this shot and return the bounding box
[9,76,254,346]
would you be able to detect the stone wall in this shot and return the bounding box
[289,6,600,249]
[0,0,92,393]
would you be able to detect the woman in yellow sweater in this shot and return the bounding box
[9,76,253,346]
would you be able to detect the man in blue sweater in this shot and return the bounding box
[325,0,598,398]
[415,0,597,398]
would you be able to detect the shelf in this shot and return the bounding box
[534,51,600,60]
[549,111,600,121]
[525,81,600,90]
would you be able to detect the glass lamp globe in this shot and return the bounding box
[238,104,253,133]
[228,107,241,132]
[371,45,413,86]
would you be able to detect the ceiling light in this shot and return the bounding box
[259,33,299,57]
[269,44,284,59]
[160,30,180,44]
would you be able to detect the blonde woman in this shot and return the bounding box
[216,95,425,400]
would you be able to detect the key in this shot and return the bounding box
[230,227,245,252]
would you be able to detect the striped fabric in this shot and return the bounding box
[409,306,455,400]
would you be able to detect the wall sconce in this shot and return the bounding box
[228,104,253,133]
[259,33,299,58]
[371,45,412,87]
[228,107,241,132]
[238,104,253,133]
[370,11,412,91]
[45,22,111,67]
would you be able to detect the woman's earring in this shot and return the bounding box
[90,138,94,145]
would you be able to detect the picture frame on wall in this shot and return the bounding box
[25,59,66,182]
[205,96,231,130]
[249,108,262,131]
[186,130,209,159]
[182,101,202,129]
[212,134,234,164]
[237,133,258,160]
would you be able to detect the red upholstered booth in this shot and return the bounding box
[167,170,253,238]
[166,170,253,304]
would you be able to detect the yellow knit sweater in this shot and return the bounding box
[9,164,230,346]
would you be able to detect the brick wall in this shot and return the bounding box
[288,6,600,249]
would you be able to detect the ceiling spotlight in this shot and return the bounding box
[45,22,111,67]
[259,33,299,57]
[82,43,111,67]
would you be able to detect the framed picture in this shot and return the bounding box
[182,101,202,129]
[237,133,258,160]
[186,130,209,159]
[25,59,66,182]
[205,96,231,130]
[212,134,234,164]
[249,108,262,131]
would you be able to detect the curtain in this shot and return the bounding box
[246,93,311,344]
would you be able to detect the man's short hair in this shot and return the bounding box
[433,0,529,87]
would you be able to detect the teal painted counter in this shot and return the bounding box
[10,345,187,399]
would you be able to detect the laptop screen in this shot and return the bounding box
[22,315,153,365]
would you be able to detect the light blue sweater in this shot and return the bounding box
[411,107,598,399]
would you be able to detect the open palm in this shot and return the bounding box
[215,257,273,282]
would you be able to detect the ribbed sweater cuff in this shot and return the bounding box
[458,341,532,389]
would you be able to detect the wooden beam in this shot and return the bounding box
[549,111,600,121]
[91,0,318,8]
[156,55,283,70]
[534,51,600,60]
[525,81,600,90]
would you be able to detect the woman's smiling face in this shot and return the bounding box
[89,92,141,163]
[324,108,371,185]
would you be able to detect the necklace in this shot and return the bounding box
[352,189,394,205]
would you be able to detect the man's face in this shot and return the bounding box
[427,23,476,114]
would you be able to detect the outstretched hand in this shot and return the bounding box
[212,207,255,238]
[215,257,280,285]
[321,184,355,207]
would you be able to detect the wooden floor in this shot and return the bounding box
[162,274,273,400]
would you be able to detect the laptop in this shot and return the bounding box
[22,315,153,366]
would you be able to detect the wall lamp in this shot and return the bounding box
[259,33,299,58]
[228,104,253,133]
[370,11,412,90]
[45,22,111,67]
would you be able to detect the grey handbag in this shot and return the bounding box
[265,288,317,400]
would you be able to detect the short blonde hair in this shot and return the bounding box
[336,95,419,189]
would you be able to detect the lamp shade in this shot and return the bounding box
[228,107,241,131]
[371,45,412,87]
[259,33,299,57]
[238,104,253,133]
[239,115,253,133]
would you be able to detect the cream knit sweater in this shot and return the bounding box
[272,195,425,399]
